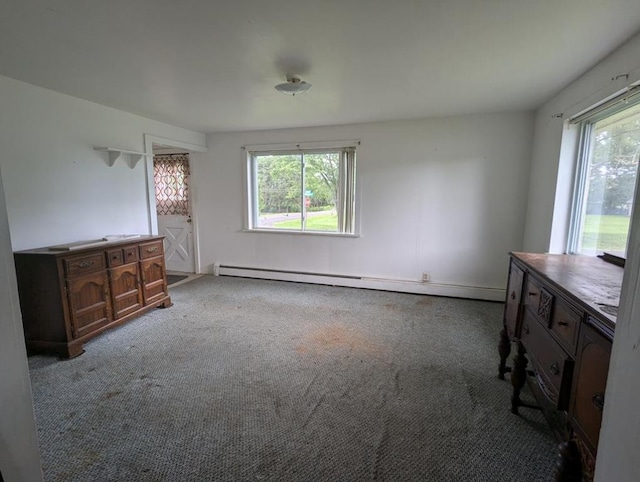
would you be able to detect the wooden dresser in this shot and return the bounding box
[498,252,622,481]
[14,235,172,358]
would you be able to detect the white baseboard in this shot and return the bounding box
[214,264,505,302]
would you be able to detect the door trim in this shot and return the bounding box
[143,134,206,274]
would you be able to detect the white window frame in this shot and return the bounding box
[243,141,359,236]
[567,86,640,257]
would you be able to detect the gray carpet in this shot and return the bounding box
[166,274,189,286]
[29,276,556,481]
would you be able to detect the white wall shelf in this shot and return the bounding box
[94,147,150,169]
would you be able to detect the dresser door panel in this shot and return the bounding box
[570,324,611,454]
[66,272,111,338]
[141,256,167,304]
[109,263,143,319]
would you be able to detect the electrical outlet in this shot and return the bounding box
[422,272,430,282]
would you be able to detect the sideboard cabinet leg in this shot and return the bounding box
[510,341,527,414]
[555,441,583,482]
[498,326,512,380]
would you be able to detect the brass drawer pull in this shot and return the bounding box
[523,324,530,335]
[146,246,159,253]
[557,321,569,327]
[78,260,95,268]
[534,370,558,405]
[592,392,605,411]
[549,362,560,376]
[510,291,516,300]
[528,291,537,296]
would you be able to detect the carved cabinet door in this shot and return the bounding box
[140,256,167,305]
[66,271,112,338]
[570,323,612,456]
[109,263,143,319]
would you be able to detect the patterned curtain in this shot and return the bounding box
[153,154,190,216]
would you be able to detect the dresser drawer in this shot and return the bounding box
[123,245,139,263]
[64,253,106,276]
[550,298,581,355]
[521,311,573,409]
[524,277,554,325]
[139,240,163,259]
[107,249,124,267]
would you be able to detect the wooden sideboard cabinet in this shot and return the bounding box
[498,252,621,482]
[14,235,172,358]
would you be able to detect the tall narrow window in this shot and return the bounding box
[569,92,640,257]
[247,146,356,234]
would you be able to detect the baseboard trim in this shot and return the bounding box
[215,264,505,301]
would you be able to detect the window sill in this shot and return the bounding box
[242,228,360,238]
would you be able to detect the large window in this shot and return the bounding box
[247,145,356,234]
[569,91,640,257]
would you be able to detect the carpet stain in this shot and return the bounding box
[416,297,433,306]
[296,323,384,357]
[56,448,102,479]
[103,391,122,399]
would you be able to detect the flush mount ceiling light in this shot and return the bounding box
[275,74,312,96]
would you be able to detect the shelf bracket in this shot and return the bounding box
[94,147,149,169]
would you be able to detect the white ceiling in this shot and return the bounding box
[2,0,640,133]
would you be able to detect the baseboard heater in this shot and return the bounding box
[214,263,505,302]
[215,264,361,281]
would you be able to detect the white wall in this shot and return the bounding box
[523,31,640,253]
[596,170,640,481]
[0,75,206,251]
[192,112,534,300]
[524,31,640,481]
[0,75,205,481]
[0,167,42,481]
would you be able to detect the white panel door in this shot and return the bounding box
[158,214,194,272]
[153,153,194,273]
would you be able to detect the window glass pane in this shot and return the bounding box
[301,152,340,232]
[248,147,355,234]
[153,154,190,216]
[255,154,302,230]
[578,102,640,256]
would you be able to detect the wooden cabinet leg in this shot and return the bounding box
[498,326,512,379]
[510,340,527,414]
[555,441,583,482]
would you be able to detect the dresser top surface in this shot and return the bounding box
[15,235,164,256]
[511,252,623,329]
